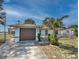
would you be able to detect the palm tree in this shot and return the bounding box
[43,15,69,45]
[24,18,36,24]
[43,17,54,28]
[43,15,69,32]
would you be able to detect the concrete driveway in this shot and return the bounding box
[0,41,48,59]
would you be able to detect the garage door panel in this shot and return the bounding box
[20,28,36,41]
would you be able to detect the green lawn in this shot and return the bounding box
[0,34,13,43]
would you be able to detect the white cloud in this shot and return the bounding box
[5,9,45,21]
[5,9,22,16]
[4,0,55,20]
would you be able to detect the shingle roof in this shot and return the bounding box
[9,24,36,28]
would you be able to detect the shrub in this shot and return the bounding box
[50,34,59,46]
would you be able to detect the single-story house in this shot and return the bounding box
[9,24,74,42]
[9,24,54,42]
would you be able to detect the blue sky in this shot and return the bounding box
[0,0,78,31]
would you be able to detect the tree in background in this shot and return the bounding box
[43,15,69,45]
[24,18,36,24]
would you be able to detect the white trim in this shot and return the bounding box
[36,28,39,41]
[14,28,20,42]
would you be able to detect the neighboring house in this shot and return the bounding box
[8,27,16,34]
[9,24,74,42]
[57,28,74,37]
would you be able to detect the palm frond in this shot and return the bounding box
[59,15,69,21]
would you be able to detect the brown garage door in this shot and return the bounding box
[20,28,36,41]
